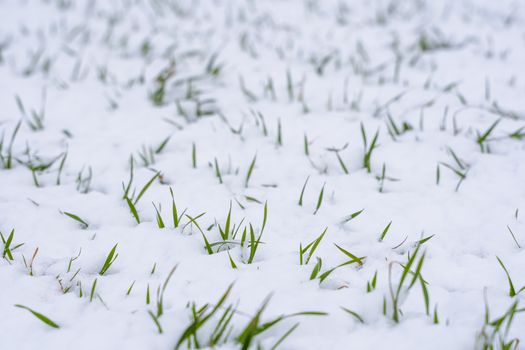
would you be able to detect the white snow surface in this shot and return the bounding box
[1,0,525,349]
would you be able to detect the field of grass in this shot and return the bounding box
[1,0,524,349]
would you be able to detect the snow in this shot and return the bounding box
[0,0,524,349]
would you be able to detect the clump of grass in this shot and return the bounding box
[476,119,500,153]
[476,297,523,350]
[236,297,326,350]
[175,283,235,349]
[14,304,59,329]
[299,228,327,265]
[175,282,326,350]
[1,229,24,261]
[99,244,118,275]
[387,244,428,323]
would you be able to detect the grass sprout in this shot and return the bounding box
[99,244,118,275]
[62,211,89,229]
[299,228,327,265]
[496,256,525,297]
[14,304,59,329]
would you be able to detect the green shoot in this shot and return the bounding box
[153,203,165,228]
[63,211,89,229]
[90,278,97,302]
[379,221,392,241]
[366,271,378,292]
[341,209,364,224]
[15,305,59,329]
[476,119,500,153]
[298,176,310,206]
[134,171,160,205]
[192,142,197,168]
[99,244,118,275]
[313,183,325,215]
[361,123,379,173]
[125,196,140,224]
[245,154,257,188]
[214,158,223,184]
[496,256,525,297]
[126,281,136,296]
[169,187,186,228]
[299,228,327,265]
[341,307,365,323]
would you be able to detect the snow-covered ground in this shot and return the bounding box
[1,0,524,349]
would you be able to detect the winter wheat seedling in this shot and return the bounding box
[99,244,118,275]
[299,228,327,265]
[245,154,257,187]
[496,256,525,297]
[152,203,165,228]
[313,183,325,215]
[341,307,365,324]
[341,209,364,224]
[506,226,521,248]
[361,123,379,173]
[169,187,186,228]
[214,158,223,184]
[125,196,140,224]
[15,305,59,329]
[192,142,197,168]
[0,120,21,169]
[379,221,392,241]
[134,171,160,205]
[1,229,24,260]
[476,119,500,153]
[298,176,309,206]
[366,271,378,292]
[63,211,89,229]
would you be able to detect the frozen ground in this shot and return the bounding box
[1,0,525,349]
